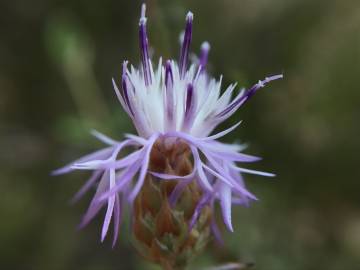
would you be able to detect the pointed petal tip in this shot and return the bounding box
[100,232,106,243]
[201,41,210,50]
[50,169,61,176]
[228,223,234,233]
[111,240,117,248]
[122,60,128,70]
[140,3,147,20]
[77,220,87,231]
[186,11,194,21]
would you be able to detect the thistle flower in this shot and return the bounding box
[54,4,282,268]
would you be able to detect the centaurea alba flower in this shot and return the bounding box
[54,4,282,268]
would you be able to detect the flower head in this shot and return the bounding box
[54,3,282,259]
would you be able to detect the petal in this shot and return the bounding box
[70,170,102,204]
[202,121,242,141]
[52,147,113,175]
[128,133,159,203]
[101,168,116,242]
[90,129,118,145]
[78,171,109,228]
[189,193,211,231]
[112,194,121,247]
[219,182,233,232]
[230,165,275,177]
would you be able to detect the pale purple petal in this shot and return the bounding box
[219,182,233,232]
[202,121,242,141]
[169,177,194,207]
[79,171,109,228]
[112,78,132,116]
[90,130,118,145]
[101,167,116,242]
[190,145,213,192]
[128,133,159,203]
[112,194,121,247]
[52,147,113,175]
[230,165,275,177]
[98,160,142,201]
[202,164,257,200]
[70,170,102,204]
[189,193,211,231]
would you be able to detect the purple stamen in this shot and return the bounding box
[165,60,175,129]
[179,11,193,79]
[139,3,152,85]
[182,83,197,131]
[185,83,193,116]
[165,60,173,88]
[199,41,210,70]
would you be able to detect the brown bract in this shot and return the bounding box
[133,138,212,270]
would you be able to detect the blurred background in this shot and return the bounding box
[1,0,360,269]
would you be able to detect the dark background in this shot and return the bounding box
[1,0,359,269]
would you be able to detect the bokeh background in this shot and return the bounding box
[1,0,360,269]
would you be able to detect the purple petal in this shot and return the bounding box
[128,133,159,203]
[125,133,147,145]
[70,170,102,204]
[112,78,132,116]
[79,171,109,228]
[101,167,116,242]
[202,163,257,200]
[98,160,142,201]
[169,177,194,207]
[90,130,118,145]
[149,171,194,181]
[109,149,143,170]
[211,215,224,245]
[202,121,242,141]
[112,194,121,247]
[230,165,275,177]
[202,163,234,188]
[121,61,135,115]
[199,143,261,163]
[71,140,131,170]
[190,145,213,192]
[52,147,113,175]
[219,182,233,232]
[189,193,211,231]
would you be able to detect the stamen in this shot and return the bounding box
[139,3,152,85]
[185,83,193,116]
[179,11,193,79]
[165,60,173,89]
[199,41,210,70]
[165,60,175,130]
[182,83,196,131]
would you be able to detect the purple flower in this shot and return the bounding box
[53,3,282,246]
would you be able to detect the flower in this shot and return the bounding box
[53,3,282,251]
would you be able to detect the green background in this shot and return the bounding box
[1,0,359,269]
